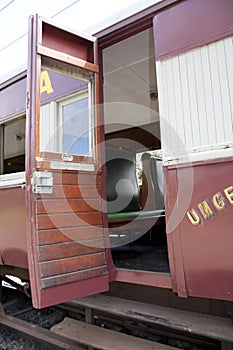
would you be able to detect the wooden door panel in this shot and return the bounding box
[37,226,104,245]
[26,15,111,308]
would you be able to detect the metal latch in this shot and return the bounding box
[32,171,53,194]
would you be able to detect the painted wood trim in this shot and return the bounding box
[40,16,96,44]
[0,125,4,175]
[0,171,26,187]
[37,45,99,73]
[164,147,233,166]
[39,275,109,309]
[114,269,172,289]
[96,0,179,49]
[154,0,233,60]
[164,167,188,297]
[26,14,42,308]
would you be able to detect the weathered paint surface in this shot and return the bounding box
[165,158,233,301]
[154,0,233,60]
[0,76,26,122]
[0,187,27,268]
[0,69,87,122]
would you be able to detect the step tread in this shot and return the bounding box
[69,294,233,342]
[51,317,174,350]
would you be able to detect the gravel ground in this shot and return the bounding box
[0,326,49,350]
[1,287,54,349]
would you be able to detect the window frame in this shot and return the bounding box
[57,87,94,158]
[39,64,96,164]
[0,114,26,187]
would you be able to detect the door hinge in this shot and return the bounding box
[26,91,30,109]
[32,171,53,194]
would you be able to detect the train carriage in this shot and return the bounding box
[0,0,233,309]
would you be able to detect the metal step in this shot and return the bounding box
[51,317,174,350]
[68,294,233,343]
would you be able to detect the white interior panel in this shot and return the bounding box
[4,117,25,159]
[157,36,233,164]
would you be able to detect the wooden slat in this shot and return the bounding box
[39,185,100,199]
[208,43,225,143]
[37,212,102,230]
[37,198,102,214]
[164,58,178,150]
[37,44,99,73]
[53,172,101,186]
[200,45,217,145]
[39,241,104,262]
[41,266,107,289]
[51,318,173,350]
[37,226,104,245]
[172,56,185,145]
[193,49,209,146]
[224,37,233,128]
[0,315,83,350]
[156,61,168,149]
[178,54,193,148]
[186,51,201,146]
[39,252,106,278]
[72,295,233,343]
[216,40,233,142]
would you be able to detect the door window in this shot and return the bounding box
[40,67,95,158]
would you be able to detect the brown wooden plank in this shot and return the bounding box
[72,295,233,343]
[51,318,173,350]
[38,241,104,262]
[53,172,101,186]
[37,212,103,230]
[36,160,99,171]
[37,226,104,245]
[0,315,83,350]
[37,198,102,214]
[39,185,101,199]
[39,252,106,278]
[41,266,107,288]
[38,45,99,73]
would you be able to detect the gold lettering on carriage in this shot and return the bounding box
[186,186,233,226]
[40,70,54,95]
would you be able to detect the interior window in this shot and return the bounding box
[2,116,26,175]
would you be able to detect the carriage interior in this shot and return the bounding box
[102,28,169,273]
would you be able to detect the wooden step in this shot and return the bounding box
[51,317,174,350]
[68,294,233,343]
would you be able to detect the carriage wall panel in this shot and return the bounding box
[0,187,27,268]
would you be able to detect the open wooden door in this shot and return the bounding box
[26,15,112,308]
